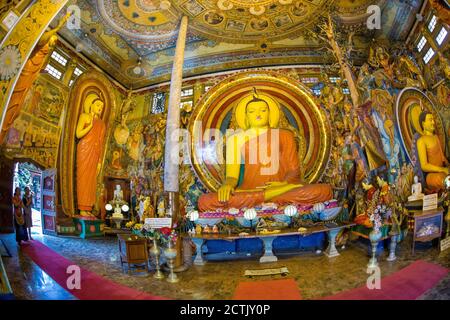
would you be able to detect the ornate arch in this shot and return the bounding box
[60,72,116,216]
[189,70,332,192]
[0,0,68,133]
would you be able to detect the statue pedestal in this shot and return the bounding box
[73,216,104,239]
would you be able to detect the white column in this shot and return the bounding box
[163,16,188,193]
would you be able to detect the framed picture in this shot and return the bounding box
[1,9,19,32]
[272,13,293,28]
[181,0,205,17]
[226,19,246,32]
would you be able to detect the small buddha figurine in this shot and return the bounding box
[113,184,124,201]
[416,111,449,191]
[141,196,155,222]
[408,176,424,202]
[203,225,211,234]
[212,225,219,234]
[195,224,202,234]
[157,198,165,217]
[198,88,332,212]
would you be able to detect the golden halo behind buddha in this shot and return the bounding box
[234,89,280,130]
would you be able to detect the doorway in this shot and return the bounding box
[13,162,43,236]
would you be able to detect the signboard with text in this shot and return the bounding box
[422,193,438,211]
[440,237,450,252]
[144,218,172,229]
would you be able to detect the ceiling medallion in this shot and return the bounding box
[217,0,293,16]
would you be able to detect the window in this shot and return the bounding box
[69,80,74,87]
[423,48,435,64]
[417,36,427,52]
[152,92,166,114]
[436,27,448,46]
[312,89,321,96]
[73,67,83,77]
[50,51,68,66]
[180,100,193,110]
[181,88,193,97]
[428,15,437,33]
[342,88,350,94]
[45,64,62,80]
[329,77,340,83]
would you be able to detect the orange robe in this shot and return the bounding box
[198,129,333,212]
[0,42,51,144]
[424,139,448,191]
[76,118,106,211]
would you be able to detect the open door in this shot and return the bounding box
[0,156,14,233]
[41,168,57,235]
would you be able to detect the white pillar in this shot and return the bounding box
[163,16,188,193]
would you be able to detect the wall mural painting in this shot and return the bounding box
[22,76,66,125]
[4,112,60,168]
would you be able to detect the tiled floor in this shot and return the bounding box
[1,232,449,300]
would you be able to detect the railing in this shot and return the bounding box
[0,255,13,296]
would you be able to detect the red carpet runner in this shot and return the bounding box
[323,260,448,300]
[233,260,448,300]
[22,240,167,300]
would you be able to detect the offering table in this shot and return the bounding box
[190,221,355,265]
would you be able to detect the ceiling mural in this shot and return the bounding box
[171,0,335,43]
[54,0,424,89]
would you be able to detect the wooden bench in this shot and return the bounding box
[190,222,355,265]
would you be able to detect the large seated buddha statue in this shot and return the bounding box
[416,111,449,192]
[198,89,333,212]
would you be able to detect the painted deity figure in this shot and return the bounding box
[416,111,449,192]
[0,13,71,144]
[198,89,333,212]
[76,93,107,216]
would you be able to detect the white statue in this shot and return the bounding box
[408,176,424,202]
[113,185,123,201]
[138,198,145,221]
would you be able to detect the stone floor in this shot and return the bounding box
[1,231,449,300]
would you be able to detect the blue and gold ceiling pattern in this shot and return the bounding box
[55,0,424,88]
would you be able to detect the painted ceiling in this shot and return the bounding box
[55,0,424,89]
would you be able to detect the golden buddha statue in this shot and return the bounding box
[416,111,449,191]
[198,89,333,212]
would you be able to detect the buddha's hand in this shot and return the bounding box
[218,184,235,202]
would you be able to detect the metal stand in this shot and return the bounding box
[259,236,278,263]
[324,228,340,258]
[387,234,398,262]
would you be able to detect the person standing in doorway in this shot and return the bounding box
[22,186,33,240]
[12,187,28,245]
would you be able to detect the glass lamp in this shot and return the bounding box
[244,208,257,231]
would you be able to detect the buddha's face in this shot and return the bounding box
[92,100,104,115]
[422,114,435,133]
[246,101,269,128]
